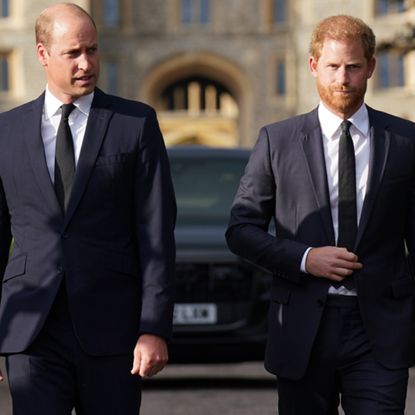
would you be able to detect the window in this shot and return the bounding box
[181,0,192,23]
[104,61,118,95]
[104,0,119,27]
[275,61,286,95]
[106,62,118,95]
[376,0,405,15]
[377,51,404,89]
[200,0,210,23]
[272,0,286,23]
[1,0,9,17]
[181,0,210,24]
[0,54,9,92]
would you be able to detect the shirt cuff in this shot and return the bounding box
[300,247,313,273]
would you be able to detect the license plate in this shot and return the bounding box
[173,303,217,325]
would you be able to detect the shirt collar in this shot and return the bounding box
[318,102,369,139]
[43,86,94,120]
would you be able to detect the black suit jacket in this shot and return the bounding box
[0,88,176,356]
[226,106,415,379]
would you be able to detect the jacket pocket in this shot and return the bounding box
[3,254,27,282]
[87,248,139,279]
[270,283,291,304]
[95,152,133,166]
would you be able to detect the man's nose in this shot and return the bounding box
[336,67,349,85]
[78,54,90,71]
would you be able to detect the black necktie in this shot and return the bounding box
[337,120,357,252]
[335,120,357,289]
[55,103,75,211]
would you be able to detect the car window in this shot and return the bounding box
[170,156,247,224]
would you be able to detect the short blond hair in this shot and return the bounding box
[309,15,376,61]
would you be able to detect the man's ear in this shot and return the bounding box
[367,56,376,79]
[36,43,49,67]
[309,55,318,78]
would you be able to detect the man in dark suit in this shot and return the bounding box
[0,3,176,414]
[227,15,415,415]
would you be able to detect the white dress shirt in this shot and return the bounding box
[41,87,94,182]
[301,102,371,295]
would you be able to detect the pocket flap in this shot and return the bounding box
[3,255,27,282]
[270,283,291,304]
[95,152,133,166]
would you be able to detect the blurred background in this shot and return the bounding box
[0,0,414,148]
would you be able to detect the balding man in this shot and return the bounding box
[0,3,176,414]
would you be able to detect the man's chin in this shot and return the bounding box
[73,84,96,97]
[329,96,363,116]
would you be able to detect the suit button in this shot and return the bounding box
[57,266,63,274]
[62,233,69,239]
[317,299,325,307]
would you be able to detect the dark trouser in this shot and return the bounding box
[5,283,141,415]
[277,296,408,415]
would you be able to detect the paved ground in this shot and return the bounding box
[140,363,415,415]
[2,359,415,414]
[141,362,277,415]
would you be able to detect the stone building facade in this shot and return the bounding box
[0,0,414,147]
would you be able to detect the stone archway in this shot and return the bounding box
[140,52,253,147]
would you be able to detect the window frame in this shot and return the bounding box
[0,52,10,93]
[272,0,286,23]
[375,0,405,16]
[1,0,9,18]
[103,0,120,28]
[376,50,405,89]
[106,61,118,95]
[275,60,286,96]
[180,0,211,25]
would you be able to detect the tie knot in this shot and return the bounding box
[340,120,352,134]
[61,103,75,120]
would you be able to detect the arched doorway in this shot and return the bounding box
[140,53,253,147]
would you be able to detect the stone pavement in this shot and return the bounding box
[1,359,415,414]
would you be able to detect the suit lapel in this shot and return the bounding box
[299,110,336,244]
[22,93,62,216]
[64,89,113,228]
[355,108,390,249]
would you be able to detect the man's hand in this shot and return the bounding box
[130,334,168,378]
[306,246,362,281]
[0,369,3,382]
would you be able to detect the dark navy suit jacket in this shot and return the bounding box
[0,88,176,356]
[227,107,415,379]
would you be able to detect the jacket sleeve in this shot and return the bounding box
[134,108,177,339]
[226,126,308,284]
[0,177,11,304]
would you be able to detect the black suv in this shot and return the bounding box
[168,146,272,362]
